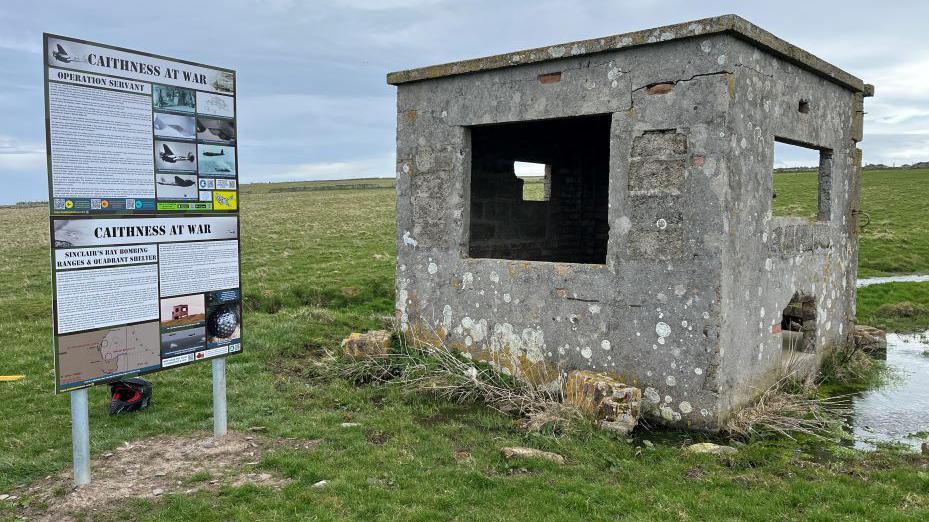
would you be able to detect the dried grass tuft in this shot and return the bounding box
[726,353,850,440]
[334,325,583,434]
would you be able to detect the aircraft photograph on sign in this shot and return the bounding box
[155,140,197,172]
[154,113,196,140]
[197,145,236,176]
[196,116,235,143]
[156,173,199,200]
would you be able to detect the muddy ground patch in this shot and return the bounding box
[1,431,319,521]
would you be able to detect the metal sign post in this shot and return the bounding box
[44,33,242,487]
[212,357,227,437]
[70,389,90,485]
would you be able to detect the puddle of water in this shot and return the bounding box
[857,274,929,287]
[843,329,929,450]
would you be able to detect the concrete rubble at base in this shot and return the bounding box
[565,370,641,434]
[853,325,887,358]
[341,330,391,357]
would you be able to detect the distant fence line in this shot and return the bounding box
[266,183,395,193]
[0,201,46,209]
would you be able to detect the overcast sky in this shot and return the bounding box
[1,0,926,203]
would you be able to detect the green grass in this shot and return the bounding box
[773,168,929,277]
[1,172,928,520]
[857,282,929,333]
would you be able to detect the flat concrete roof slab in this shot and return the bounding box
[387,14,870,94]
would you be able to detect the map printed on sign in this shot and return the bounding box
[44,34,243,393]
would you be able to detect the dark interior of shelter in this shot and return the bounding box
[468,114,611,264]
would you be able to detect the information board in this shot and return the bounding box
[44,34,242,393]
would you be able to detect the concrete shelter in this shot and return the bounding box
[387,15,872,429]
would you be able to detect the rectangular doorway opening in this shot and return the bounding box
[468,114,611,264]
[772,138,833,221]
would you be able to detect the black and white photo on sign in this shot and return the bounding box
[154,140,197,172]
[212,71,234,94]
[156,173,199,200]
[153,112,195,140]
[160,326,206,357]
[196,116,235,142]
[153,84,196,113]
[196,91,234,118]
[197,145,236,176]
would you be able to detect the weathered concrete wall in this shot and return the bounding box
[715,38,861,416]
[392,29,865,430]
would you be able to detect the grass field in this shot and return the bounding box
[1,172,928,520]
[773,168,929,277]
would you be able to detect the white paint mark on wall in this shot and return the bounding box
[402,231,417,248]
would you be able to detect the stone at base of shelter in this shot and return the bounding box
[501,446,565,464]
[853,325,887,358]
[341,330,391,357]
[565,370,641,434]
[685,442,738,455]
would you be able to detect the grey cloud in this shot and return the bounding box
[0,0,927,203]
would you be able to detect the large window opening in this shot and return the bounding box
[772,138,832,221]
[468,114,611,264]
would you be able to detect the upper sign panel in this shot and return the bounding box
[45,34,238,216]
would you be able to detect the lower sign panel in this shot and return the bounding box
[51,216,242,392]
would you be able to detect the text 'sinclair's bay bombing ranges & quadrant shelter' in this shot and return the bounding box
[44,34,242,393]
[387,15,873,430]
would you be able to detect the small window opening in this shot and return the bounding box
[798,99,810,114]
[514,161,549,201]
[779,293,816,353]
[772,138,832,221]
[468,114,611,264]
